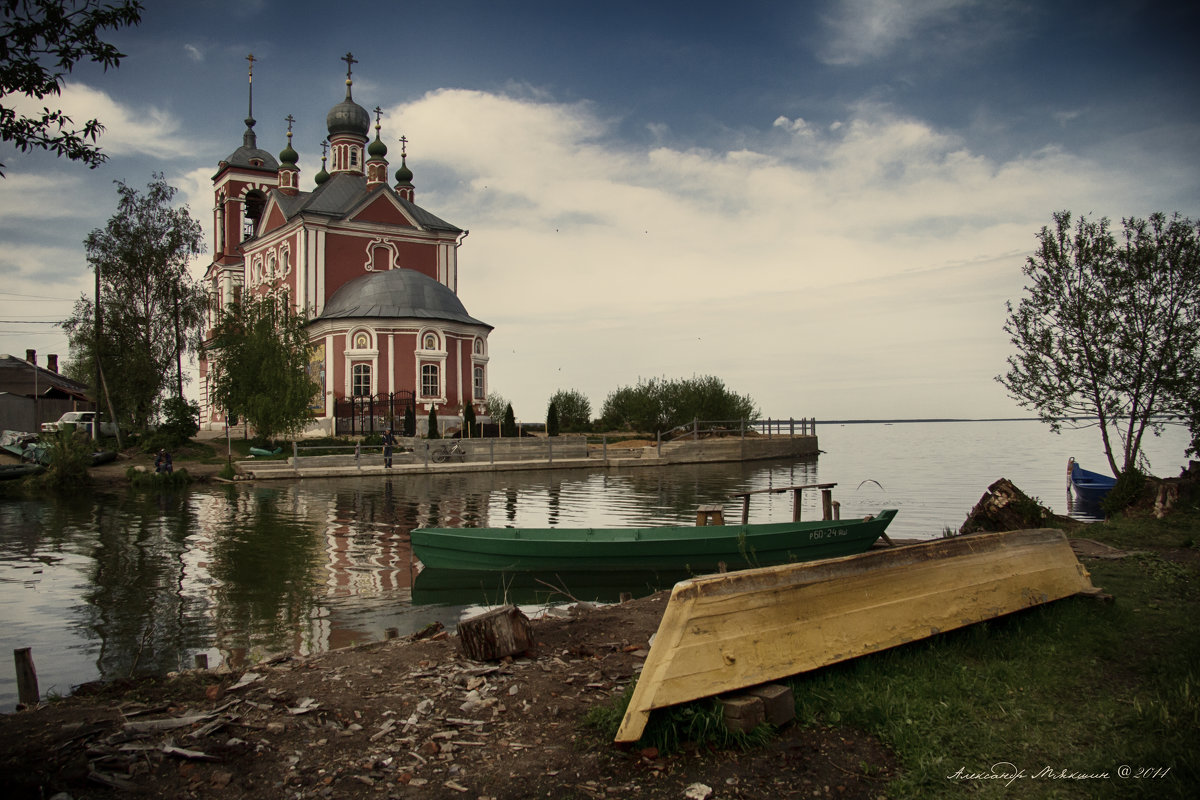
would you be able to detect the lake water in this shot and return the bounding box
[1,419,1191,709]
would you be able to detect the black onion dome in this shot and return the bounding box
[318,270,491,328]
[326,86,370,138]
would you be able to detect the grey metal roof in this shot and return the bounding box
[223,144,279,171]
[272,174,462,232]
[0,355,92,400]
[317,270,491,328]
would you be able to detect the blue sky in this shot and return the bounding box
[2,0,1198,421]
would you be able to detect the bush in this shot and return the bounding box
[600,376,758,432]
[34,429,94,489]
[1102,467,1148,516]
[548,389,592,432]
[156,396,200,447]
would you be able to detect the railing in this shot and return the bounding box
[662,417,817,442]
[288,435,588,469]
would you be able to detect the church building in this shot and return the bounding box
[199,55,491,435]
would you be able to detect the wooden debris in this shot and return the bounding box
[458,605,535,661]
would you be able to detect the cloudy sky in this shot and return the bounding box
[2,0,1198,421]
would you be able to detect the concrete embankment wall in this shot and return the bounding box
[652,435,818,464]
[237,434,817,480]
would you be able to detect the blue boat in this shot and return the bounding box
[1068,458,1117,505]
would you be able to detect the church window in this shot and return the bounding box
[473,338,484,355]
[350,149,358,166]
[353,364,372,397]
[267,255,276,280]
[474,367,485,400]
[421,364,439,398]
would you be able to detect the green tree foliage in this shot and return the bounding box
[403,403,416,437]
[1,0,143,176]
[462,402,477,437]
[546,399,559,437]
[63,174,206,430]
[599,376,759,432]
[205,294,318,442]
[426,405,440,439]
[143,396,198,450]
[484,391,509,425]
[999,211,1200,476]
[548,388,591,432]
[502,403,517,437]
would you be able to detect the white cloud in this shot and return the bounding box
[184,44,205,62]
[5,84,188,159]
[372,88,1135,419]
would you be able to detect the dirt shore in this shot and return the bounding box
[0,592,896,800]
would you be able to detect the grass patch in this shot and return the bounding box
[582,502,1199,798]
[785,510,1199,799]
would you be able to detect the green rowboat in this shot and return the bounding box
[411,508,898,572]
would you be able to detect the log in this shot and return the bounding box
[14,647,39,707]
[458,605,535,661]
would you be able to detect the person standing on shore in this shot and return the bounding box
[382,428,396,468]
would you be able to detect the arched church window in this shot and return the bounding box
[267,255,276,281]
[350,149,358,166]
[421,364,439,398]
[473,338,484,355]
[353,363,372,397]
[473,366,485,400]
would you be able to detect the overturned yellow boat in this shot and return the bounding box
[616,528,1100,743]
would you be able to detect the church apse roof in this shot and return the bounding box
[317,269,491,329]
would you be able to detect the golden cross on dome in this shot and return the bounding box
[373,106,382,128]
[399,135,408,158]
[341,52,357,82]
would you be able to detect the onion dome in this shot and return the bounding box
[368,131,387,158]
[395,155,413,184]
[327,82,370,138]
[314,149,330,186]
[279,129,299,167]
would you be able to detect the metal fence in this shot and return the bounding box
[333,391,416,436]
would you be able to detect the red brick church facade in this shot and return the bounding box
[199,55,491,435]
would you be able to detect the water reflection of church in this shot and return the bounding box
[187,482,483,666]
[199,54,493,435]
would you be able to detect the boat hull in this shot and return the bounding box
[411,509,898,572]
[1069,460,1117,505]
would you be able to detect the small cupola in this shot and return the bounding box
[394,135,415,201]
[278,114,300,195]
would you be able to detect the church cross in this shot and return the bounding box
[246,53,257,119]
[399,135,408,158]
[285,114,295,134]
[342,52,358,82]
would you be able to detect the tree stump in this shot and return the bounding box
[458,605,535,661]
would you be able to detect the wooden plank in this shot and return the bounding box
[615,528,1097,743]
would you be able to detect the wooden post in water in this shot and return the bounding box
[822,488,834,521]
[14,648,39,706]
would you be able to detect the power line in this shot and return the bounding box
[0,291,78,301]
